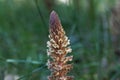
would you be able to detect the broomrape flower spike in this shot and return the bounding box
[47,10,74,80]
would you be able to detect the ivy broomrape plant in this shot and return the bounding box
[46,11,74,80]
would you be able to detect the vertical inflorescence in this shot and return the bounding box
[47,11,73,80]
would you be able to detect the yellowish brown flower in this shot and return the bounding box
[47,10,73,80]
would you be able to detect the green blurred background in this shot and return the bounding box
[0,0,120,80]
